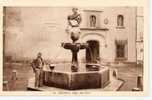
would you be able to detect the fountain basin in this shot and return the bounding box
[43,67,110,90]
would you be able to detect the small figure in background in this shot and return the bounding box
[31,52,44,87]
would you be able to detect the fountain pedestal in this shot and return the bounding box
[61,43,88,72]
[43,67,110,90]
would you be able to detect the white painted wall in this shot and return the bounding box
[4,7,140,62]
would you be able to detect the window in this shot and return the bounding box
[90,15,96,27]
[116,44,125,58]
[115,40,128,60]
[117,15,124,26]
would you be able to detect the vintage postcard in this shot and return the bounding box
[0,0,148,96]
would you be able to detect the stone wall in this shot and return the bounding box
[4,7,143,63]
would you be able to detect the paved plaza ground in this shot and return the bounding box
[3,62,143,91]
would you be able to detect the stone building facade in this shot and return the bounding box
[4,7,143,64]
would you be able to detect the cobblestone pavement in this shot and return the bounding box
[3,62,143,91]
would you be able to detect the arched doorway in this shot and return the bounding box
[86,40,100,63]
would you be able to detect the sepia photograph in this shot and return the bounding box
[2,5,146,95]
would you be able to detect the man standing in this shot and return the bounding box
[31,52,44,87]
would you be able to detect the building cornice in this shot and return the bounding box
[80,27,109,31]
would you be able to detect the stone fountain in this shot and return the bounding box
[41,8,110,90]
[27,8,112,90]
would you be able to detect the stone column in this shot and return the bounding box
[71,48,79,72]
